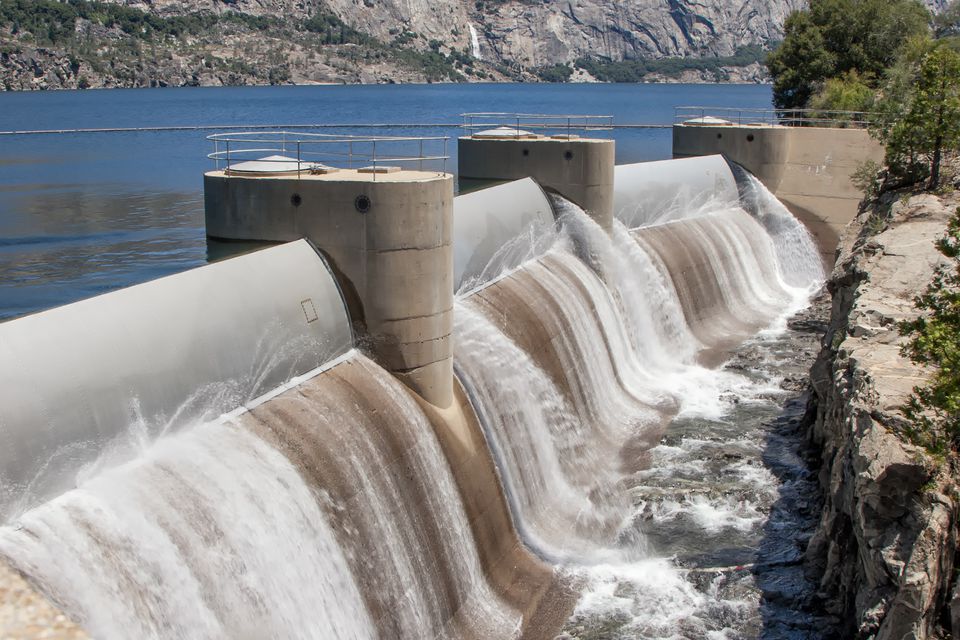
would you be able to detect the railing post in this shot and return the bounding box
[226,140,231,172]
[372,139,377,182]
[297,141,301,180]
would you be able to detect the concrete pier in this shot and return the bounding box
[459,128,615,232]
[673,120,885,260]
[205,166,455,407]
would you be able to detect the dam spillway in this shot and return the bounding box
[0,128,826,638]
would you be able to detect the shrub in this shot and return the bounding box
[901,207,960,452]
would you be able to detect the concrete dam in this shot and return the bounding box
[0,121,826,638]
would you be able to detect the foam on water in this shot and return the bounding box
[0,165,827,637]
[0,423,376,639]
[457,195,824,636]
[0,355,523,640]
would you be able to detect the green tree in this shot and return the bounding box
[901,208,960,452]
[767,0,930,110]
[767,11,836,109]
[881,45,960,187]
[808,70,875,116]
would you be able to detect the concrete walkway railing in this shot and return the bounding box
[675,106,877,129]
[207,131,450,177]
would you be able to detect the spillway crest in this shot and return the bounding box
[0,172,824,638]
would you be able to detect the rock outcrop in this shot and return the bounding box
[322,0,805,67]
[805,187,960,639]
[0,0,807,90]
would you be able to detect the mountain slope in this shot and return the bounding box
[0,0,874,89]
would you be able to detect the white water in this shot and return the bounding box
[0,355,520,640]
[0,173,826,638]
[468,24,482,60]
[456,196,824,636]
[0,422,376,639]
[740,173,825,288]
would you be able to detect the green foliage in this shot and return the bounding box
[851,159,883,200]
[535,62,573,82]
[808,70,875,115]
[0,0,274,46]
[391,30,417,46]
[767,0,930,109]
[392,48,465,82]
[900,208,960,452]
[575,45,766,83]
[767,11,837,108]
[880,45,960,188]
[303,11,371,45]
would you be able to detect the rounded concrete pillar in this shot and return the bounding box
[458,135,615,232]
[205,168,455,407]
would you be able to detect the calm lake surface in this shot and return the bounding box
[0,83,772,320]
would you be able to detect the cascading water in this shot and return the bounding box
[0,168,827,638]
[0,355,522,640]
[736,172,826,288]
[455,195,825,636]
[468,24,482,60]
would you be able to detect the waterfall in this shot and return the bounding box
[469,24,482,60]
[0,354,522,640]
[455,198,823,636]
[455,199,817,557]
[0,174,826,638]
[737,172,825,288]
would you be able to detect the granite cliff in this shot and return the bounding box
[805,180,960,639]
[0,0,805,89]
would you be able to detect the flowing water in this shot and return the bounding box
[0,357,522,639]
[0,176,828,637]
[454,190,825,637]
[469,24,483,60]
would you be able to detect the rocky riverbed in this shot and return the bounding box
[559,293,840,639]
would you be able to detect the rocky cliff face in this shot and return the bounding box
[106,0,804,65]
[2,0,802,90]
[319,0,805,67]
[805,186,960,639]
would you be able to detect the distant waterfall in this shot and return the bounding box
[469,24,482,60]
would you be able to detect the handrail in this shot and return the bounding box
[460,112,614,138]
[206,131,450,179]
[674,106,878,129]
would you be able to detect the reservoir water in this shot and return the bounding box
[0,83,772,320]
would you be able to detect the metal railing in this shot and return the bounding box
[207,131,450,179]
[460,112,614,138]
[674,106,878,129]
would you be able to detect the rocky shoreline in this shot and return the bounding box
[804,186,960,639]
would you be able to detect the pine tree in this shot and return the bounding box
[883,46,960,188]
